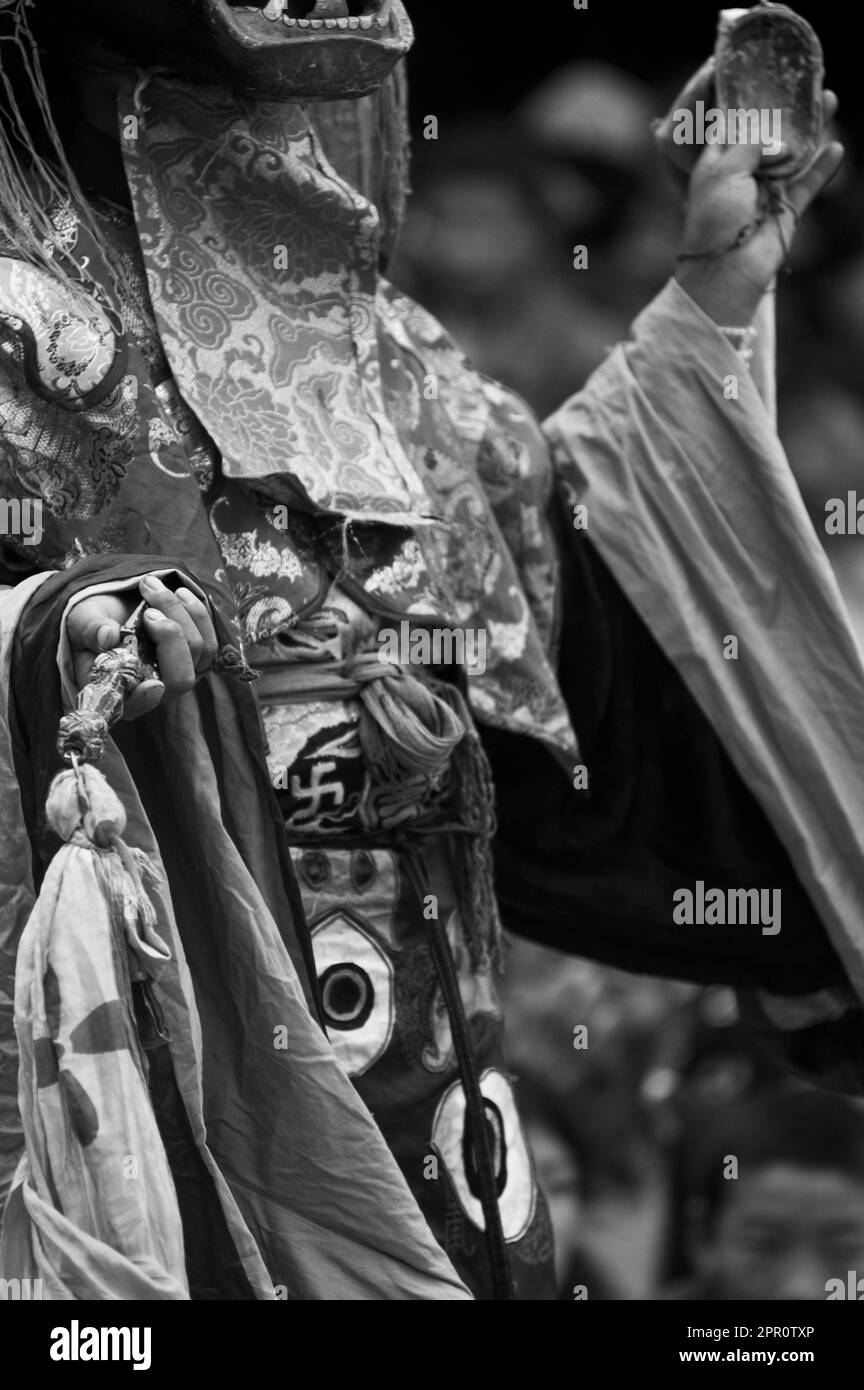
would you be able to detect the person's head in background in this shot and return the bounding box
[686,1089,864,1301]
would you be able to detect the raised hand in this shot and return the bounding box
[653,62,844,324]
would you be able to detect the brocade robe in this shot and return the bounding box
[3,82,864,1299]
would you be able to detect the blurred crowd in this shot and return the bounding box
[392,60,864,1301]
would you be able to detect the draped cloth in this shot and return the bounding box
[0,561,472,1300]
[120,76,432,526]
[545,279,864,1005]
[5,771,189,1300]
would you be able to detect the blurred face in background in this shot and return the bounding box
[697,1163,864,1300]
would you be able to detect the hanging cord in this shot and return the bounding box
[417,679,502,974]
[0,0,136,312]
[676,177,799,275]
[403,849,515,1301]
[341,651,502,970]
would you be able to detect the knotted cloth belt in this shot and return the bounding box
[259,650,502,969]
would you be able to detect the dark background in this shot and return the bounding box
[406,0,853,134]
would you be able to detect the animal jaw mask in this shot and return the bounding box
[33,0,414,99]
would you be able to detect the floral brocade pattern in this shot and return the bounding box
[117,77,576,760]
[0,203,228,587]
[121,78,432,525]
[0,94,577,762]
[0,258,116,405]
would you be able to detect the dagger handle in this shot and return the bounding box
[57,601,157,764]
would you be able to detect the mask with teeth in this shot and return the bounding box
[33,0,413,100]
[0,0,413,297]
